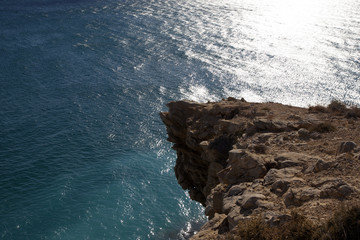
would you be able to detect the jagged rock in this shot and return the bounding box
[254,133,275,143]
[263,167,301,185]
[240,193,266,210]
[161,99,360,240]
[298,128,310,140]
[225,183,248,197]
[205,184,227,218]
[253,119,288,132]
[338,141,357,154]
[284,187,320,207]
[222,196,241,215]
[313,178,354,199]
[227,207,248,229]
[191,213,227,240]
[271,179,290,196]
[275,152,317,169]
[218,150,267,185]
[312,159,332,173]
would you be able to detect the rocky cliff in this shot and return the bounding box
[160,98,360,239]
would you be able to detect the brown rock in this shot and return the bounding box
[218,150,267,185]
[240,193,266,210]
[263,167,301,185]
[313,178,355,199]
[284,187,320,207]
[191,213,227,240]
[337,141,357,154]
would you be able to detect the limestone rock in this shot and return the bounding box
[225,183,247,197]
[274,152,317,169]
[161,99,360,239]
[284,187,320,207]
[218,150,267,185]
[191,213,227,240]
[263,167,301,185]
[313,178,354,199]
[240,193,266,210]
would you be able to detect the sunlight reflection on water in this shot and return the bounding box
[165,0,360,106]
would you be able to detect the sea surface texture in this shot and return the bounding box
[1,0,359,239]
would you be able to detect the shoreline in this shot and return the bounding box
[161,98,360,239]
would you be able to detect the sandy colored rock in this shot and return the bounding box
[160,98,360,239]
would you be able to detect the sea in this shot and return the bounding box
[0,0,359,239]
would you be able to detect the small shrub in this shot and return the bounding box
[309,105,328,113]
[225,206,360,240]
[328,100,347,113]
[308,122,336,133]
[229,212,317,240]
[318,205,360,240]
[346,106,360,119]
[253,144,267,154]
[299,122,336,133]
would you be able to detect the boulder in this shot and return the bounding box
[240,193,266,210]
[313,178,355,199]
[271,179,290,196]
[263,167,301,185]
[284,187,320,207]
[218,150,267,185]
[312,159,332,173]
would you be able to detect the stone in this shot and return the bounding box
[161,99,360,240]
[312,159,332,173]
[263,167,301,185]
[298,128,310,140]
[191,213,228,240]
[255,133,275,143]
[225,184,247,197]
[222,196,243,214]
[227,207,249,229]
[271,179,290,196]
[274,152,310,168]
[315,178,354,199]
[218,150,267,185]
[239,193,266,210]
[338,141,357,154]
[284,187,320,207]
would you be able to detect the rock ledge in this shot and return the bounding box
[160,98,360,239]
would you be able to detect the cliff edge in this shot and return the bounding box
[160,98,360,239]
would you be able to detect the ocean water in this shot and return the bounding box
[0,0,359,239]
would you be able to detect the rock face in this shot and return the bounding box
[160,98,360,239]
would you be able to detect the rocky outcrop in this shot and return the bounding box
[160,98,360,239]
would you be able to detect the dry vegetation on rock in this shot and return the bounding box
[160,98,360,240]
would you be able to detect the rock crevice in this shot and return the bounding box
[160,98,360,239]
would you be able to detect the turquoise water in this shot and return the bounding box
[0,0,359,239]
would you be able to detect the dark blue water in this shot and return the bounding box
[1,0,359,239]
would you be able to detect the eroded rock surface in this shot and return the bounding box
[160,98,360,239]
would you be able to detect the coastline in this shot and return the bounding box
[161,98,360,239]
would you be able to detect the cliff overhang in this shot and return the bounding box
[160,98,360,239]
